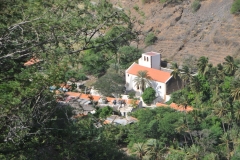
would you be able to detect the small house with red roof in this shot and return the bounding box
[126,52,180,102]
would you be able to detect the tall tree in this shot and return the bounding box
[223,56,237,76]
[171,62,181,89]
[133,70,152,92]
[197,56,208,76]
[180,65,193,87]
[0,0,136,158]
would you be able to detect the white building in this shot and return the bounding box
[126,52,180,103]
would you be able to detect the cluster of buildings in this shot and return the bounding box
[25,51,193,126]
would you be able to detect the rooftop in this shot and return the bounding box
[127,63,172,83]
[24,58,40,66]
[143,51,160,56]
[156,102,193,112]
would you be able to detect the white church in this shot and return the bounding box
[125,51,181,103]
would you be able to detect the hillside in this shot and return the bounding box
[110,0,240,65]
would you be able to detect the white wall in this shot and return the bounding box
[138,55,151,68]
[151,54,161,70]
[138,53,161,69]
[126,72,167,102]
[125,73,138,91]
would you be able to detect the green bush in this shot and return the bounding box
[191,0,201,12]
[142,87,156,105]
[231,0,240,14]
[133,5,139,11]
[144,32,157,46]
[94,106,113,118]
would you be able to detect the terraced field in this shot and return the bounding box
[110,0,240,66]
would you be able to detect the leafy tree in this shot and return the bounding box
[0,0,136,158]
[231,0,240,14]
[142,87,156,105]
[80,49,110,77]
[134,70,152,92]
[117,46,142,69]
[65,70,88,81]
[93,72,125,97]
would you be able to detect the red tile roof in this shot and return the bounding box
[127,63,172,83]
[156,102,193,112]
[24,58,40,66]
[127,99,140,105]
[80,94,100,101]
[65,92,81,97]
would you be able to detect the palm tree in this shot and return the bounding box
[213,93,231,133]
[233,101,240,124]
[197,56,208,76]
[180,65,193,87]
[190,76,201,93]
[144,139,168,160]
[171,62,181,89]
[231,79,240,101]
[133,70,152,92]
[132,142,147,159]
[220,133,231,160]
[223,55,237,76]
[185,144,201,160]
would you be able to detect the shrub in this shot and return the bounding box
[142,87,156,105]
[144,32,157,46]
[128,91,136,99]
[94,106,113,118]
[191,0,201,12]
[231,0,240,14]
[133,5,139,11]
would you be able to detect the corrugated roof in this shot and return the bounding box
[127,63,172,83]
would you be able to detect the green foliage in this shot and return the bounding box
[65,70,88,81]
[133,5,139,11]
[0,0,136,159]
[142,87,156,105]
[118,46,142,69]
[95,106,113,118]
[128,91,136,99]
[191,0,201,12]
[93,72,125,97]
[144,32,157,46]
[231,0,240,14]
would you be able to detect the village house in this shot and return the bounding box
[125,51,181,103]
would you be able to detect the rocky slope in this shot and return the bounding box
[111,0,240,65]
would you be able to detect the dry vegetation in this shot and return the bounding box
[110,0,240,65]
